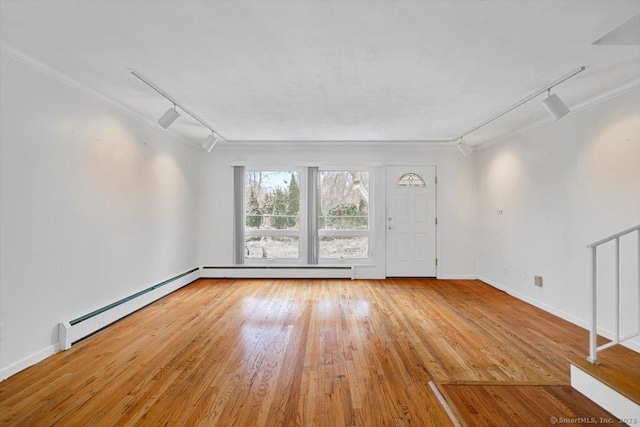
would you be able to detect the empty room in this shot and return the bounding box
[1,1,639,426]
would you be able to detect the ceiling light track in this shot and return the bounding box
[129,68,227,149]
[452,66,586,144]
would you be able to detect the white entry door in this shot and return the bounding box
[385,166,437,277]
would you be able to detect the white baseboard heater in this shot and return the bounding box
[58,267,200,350]
[202,265,355,279]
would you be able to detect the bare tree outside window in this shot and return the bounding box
[318,171,370,259]
[244,171,300,259]
[241,169,371,261]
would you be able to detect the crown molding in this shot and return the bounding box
[0,42,452,150]
[0,42,201,149]
[218,140,457,151]
[231,139,450,143]
[474,75,640,151]
[2,41,637,153]
[571,75,640,112]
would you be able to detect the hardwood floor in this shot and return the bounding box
[439,385,618,427]
[0,278,632,426]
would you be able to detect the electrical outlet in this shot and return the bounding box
[534,276,543,287]
[497,208,504,215]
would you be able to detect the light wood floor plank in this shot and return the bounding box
[0,278,636,426]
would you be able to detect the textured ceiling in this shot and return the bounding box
[1,1,639,146]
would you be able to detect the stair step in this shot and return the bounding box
[569,346,640,421]
[569,347,640,405]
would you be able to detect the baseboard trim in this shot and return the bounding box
[478,276,640,353]
[1,343,59,381]
[2,268,202,381]
[201,265,355,279]
[437,275,478,280]
[59,268,200,350]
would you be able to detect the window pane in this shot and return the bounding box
[245,171,300,231]
[245,236,299,259]
[318,171,369,230]
[397,173,426,187]
[319,237,369,259]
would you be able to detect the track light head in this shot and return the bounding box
[541,92,570,121]
[157,105,181,129]
[202,133,218,152]
[456,139,473,156]
[213,133,228,144]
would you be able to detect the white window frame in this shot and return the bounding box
[317,168,373,263]
[243,168,307,264]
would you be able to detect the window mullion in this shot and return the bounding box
[307,167,319,264]
[233,166,245,264]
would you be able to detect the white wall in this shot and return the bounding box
[3,45,636,381]
[0,55,201,377]
[197,143,478,279]
[476,88,640,347]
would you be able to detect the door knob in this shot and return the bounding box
[388,217,392,221]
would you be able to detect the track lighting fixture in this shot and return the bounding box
[157,104,181,129]
[129,68,228,151]
[133,66,584,152]
[213,133,228,144]
[202,133,218,152]
[455,139,473,156]
[541,90,570,121]
[450,66,585,153]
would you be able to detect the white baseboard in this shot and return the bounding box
[1,343,59,381]
[59,269,200,350]
[571,364,640,420]
[201,265,355,279]
[478,276,640,353]
[437,274,478,280]
[478,275,587,325]
[2,268,201,381]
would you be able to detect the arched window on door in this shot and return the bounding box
[397,173,426,187]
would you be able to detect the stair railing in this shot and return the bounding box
[587,224,640,364]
